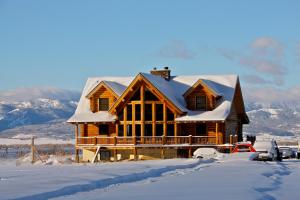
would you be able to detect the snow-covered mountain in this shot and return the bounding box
[0,88,80,139]
[0,87,299,140]
[244,102,300,138]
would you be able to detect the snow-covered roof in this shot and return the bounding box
[68,73,238,123]
[68,76,134,123]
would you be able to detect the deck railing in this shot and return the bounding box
[76,135,218,146]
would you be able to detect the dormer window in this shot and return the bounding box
[195,96,206,111]
[99,98,109,111]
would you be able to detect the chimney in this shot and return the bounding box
[150,67,171,80]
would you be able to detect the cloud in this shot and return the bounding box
[244,85,300,104]
[251,37,284,58]
[242,74,271,85]
[159,40,196,60]
[219,37,287,86]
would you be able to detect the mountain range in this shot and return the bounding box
[0,87,299,140]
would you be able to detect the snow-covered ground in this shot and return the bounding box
[0,137,73,145]
[0,154,299,200]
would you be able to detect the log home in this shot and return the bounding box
[68,67,249,162]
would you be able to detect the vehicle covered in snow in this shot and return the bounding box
[253,140,280,161]
[193,148,220,159]
[232,142,256,153]
[279,147,293,159]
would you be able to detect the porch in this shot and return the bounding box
[76,135,222,147]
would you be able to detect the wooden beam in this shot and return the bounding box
[132,103,136,137]
[163,102,167,136]
[116,123,119,137]
[215,122,219,145]
[152,103,156,138]
[124,106,127,137]
[141,84,145,142]
[75,124,79,146]
[174,114,177,137]
[114,149,117,162]
[75,124,79,163]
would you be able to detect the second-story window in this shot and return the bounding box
[99,98,109,111]
[195,96,206,111]
[98,124,109,135]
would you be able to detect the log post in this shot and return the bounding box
[133,148,138,161]
[124,106,127,137]
[189,135,192,145]
[230,134,233,153]
[31,137,35,164]
[188,148,192,158]
[162,135,166,145]
[188,135,192,158]
[161,148,165,159]
[141,84,145,143]
[152,103,156,143]
[75,124,79,163]
[215,122,219,145]
[174,114,178,144]
[163,102,167,137]
[114,149,117,162]
[114,136,117,146]
[133,136,137,145]
[93,137,97,145]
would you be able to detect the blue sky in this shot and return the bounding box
[0,0,300,92]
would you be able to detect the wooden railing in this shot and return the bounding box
[76,135,218,146]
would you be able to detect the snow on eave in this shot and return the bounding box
[67,112,116,123]
[175,101,232,122]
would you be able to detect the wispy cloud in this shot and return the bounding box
[244,85,300,104]
[159,40,196,60]
[219,37,288,86]
[251,37,284,58]
[242,74,271,85]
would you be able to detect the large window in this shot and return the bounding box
[156,124,163,136]
[127,124,132,137]
[99,98,109,111]
[145,88,158,101]
[196,123,207,136]
[127,105,132,121]
[98,124,109,135]
[145,124,152,136]
[135,104,141,121]
[145,104,152,121]
[195,96,206,111]
[118,125,124,137]
[156,104,163,121]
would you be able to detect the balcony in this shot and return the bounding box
[76,135,221,147]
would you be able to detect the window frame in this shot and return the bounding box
[98,98,109,111]
[195,96,207,111]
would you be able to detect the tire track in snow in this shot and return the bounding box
[254,162,292,200]
[10,159,207,200]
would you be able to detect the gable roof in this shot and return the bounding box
[68,73,240,123]
[85,81,119,99]
[183,79,222,98]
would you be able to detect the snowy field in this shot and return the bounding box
[0,154,299,200]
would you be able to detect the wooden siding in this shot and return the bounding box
[185,84,216,111]
[90,86,117,112]
[178,122,224,142]
[80,123,116,137]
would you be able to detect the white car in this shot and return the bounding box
[279,147,293,159]
[193,148,219,159]
[253,140,279,161]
